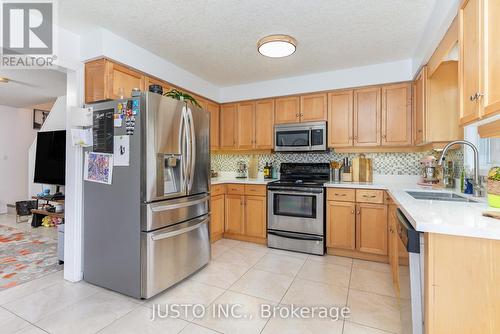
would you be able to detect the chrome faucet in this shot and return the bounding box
[437,140,483,197]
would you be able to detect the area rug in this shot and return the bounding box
[0,224,62,290]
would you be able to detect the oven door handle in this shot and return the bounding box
[267,189,323,195]
[268,230,323,241]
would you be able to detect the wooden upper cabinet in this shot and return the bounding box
[275,96,300,124]
[85,58,144,103]
[414,67,426,145]
[143,76,171,95]
[85,59,108,103]
[327,201,356,250]
[300,93,327,122]
[108,63,144,100]
[356,203,388,255]
[353,87,381,146]
[460,0,482,124]
[382,83,412,146]
[206,101,220,150]
[220,104,238,149]
[255,99,275,149]
[328,90,354,147]
[484,0,500,117]
[237,102,256,149]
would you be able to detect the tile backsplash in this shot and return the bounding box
[211,149,464,176]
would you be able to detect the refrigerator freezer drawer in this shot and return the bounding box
[142,194,209,231]
[141,215,210,299]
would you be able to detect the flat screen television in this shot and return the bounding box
[34,130,66,186]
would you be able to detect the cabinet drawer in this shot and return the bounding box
[356,189,385,204]
[226,184,245,195]
[245,184,267,196]
[327,188,355,202]
[211,184,226,196]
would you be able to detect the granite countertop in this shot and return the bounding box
[325,176,500,240]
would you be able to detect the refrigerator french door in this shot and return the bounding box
[83,92,210,299]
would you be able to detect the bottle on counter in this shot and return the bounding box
[263,163,272,179]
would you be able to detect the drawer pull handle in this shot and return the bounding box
[362,195,377,198]
[334,193,346,196]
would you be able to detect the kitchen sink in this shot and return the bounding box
[406,191,479,203]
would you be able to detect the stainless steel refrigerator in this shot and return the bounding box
[83,92,210,299]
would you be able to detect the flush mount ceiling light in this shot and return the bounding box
[0,77,9,83]
[257,35,297,58]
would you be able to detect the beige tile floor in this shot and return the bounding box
[0,217,402,334]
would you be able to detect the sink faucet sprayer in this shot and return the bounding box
[437,140,483,197]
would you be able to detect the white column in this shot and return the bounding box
[63,66,85,282]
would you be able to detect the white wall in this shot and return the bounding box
[28,96,67,198]
[0,105,38,213]
[219,59,413,102]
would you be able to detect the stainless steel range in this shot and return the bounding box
[267,163,330,255]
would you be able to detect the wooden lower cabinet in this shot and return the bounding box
[225,194,244,234]
[388,204,400,285]
[425,233,500,333]
[356,203,388,255]
[326,201,356,250]
[326,188,389,262]
[244,195,267,238]
[219,184,267,244]
[210,194,225,242]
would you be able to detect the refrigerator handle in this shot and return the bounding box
[181,106,190,192]
[187,107,196,193]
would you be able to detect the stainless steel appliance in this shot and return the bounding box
[396,209,424,334]
[267,163,329,255]
[83,92,210,299]
[274,121,326,152]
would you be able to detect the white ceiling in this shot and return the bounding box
[59,0,437,86]
[0,70,67,108]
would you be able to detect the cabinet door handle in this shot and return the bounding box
[351,210,355,214]
[356,211,360,215]
[382,134,387,139]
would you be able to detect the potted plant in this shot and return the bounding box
[163,89,202,108]
[487,166,500,208]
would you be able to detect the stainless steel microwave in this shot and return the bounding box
[274,121,327,152]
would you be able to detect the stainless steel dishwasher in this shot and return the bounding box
[396,209,424,334]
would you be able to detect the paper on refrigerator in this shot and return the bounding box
[84,152,114,185]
